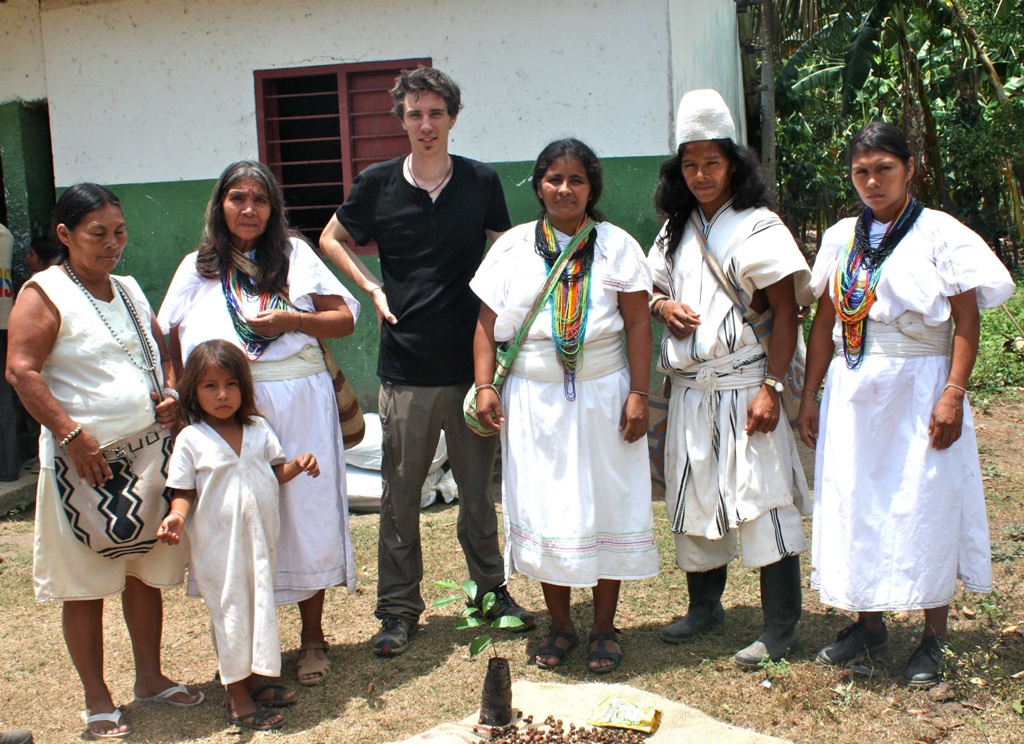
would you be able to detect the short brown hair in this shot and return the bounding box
[390,66,462,118]
[177,340,260,428]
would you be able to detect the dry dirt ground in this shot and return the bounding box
[0,404,1022,743]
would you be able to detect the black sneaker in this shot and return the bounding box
[904,636,945,688]
[815,621,889,666]
[371,616,413,657]
[481,586,535,632]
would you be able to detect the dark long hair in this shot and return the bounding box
[51,183,123,262]
[653,139,774,266]
[531,138,606,223]
[848,120,913,166]
[177,340,259,428]
[196,161,299,295]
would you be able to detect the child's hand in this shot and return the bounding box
[294,453,320,478]
[157,514,184,545]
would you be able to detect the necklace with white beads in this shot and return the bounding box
[63,260,157,373]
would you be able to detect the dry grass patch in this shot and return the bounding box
[2,404,1024,742]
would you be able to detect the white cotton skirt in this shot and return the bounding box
[255,370,356,604]
[500,367,659,588]
[811,353,992,612]
[34,464,184,601]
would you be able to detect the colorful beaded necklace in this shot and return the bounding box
[831,196,923,368]
[534,215,597,400]
[221,262,291,360]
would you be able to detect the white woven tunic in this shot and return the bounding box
[158,239,360,602]
[810,208,1014,611]
[647,204,813,542]
[166,418,285,684]
[470,221,659,587]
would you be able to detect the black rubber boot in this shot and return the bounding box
[734,555,802,666]
[661,565,727,643]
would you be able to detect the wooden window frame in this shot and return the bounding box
[254,57,430,253]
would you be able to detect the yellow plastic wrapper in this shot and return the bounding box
[587,696,662,734]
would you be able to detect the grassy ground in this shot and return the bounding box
[2,403,1024,743]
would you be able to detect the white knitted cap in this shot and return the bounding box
[675,89,736,147]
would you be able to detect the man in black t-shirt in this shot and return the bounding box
[320,67,534,656]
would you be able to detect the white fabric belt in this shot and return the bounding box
[833,314,952,358]
[511,334,626,382]
[250,344,326,382]
[669,343,765,427]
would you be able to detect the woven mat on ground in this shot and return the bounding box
[392,680,792,743]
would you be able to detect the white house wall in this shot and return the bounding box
[37,0,741,186]
[0,0,48,104]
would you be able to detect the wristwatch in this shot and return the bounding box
[763,376,785,395]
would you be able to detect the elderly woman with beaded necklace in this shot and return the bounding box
[6,183,203,739]
[797,121,1014,687]
[470,138,658,674]
[158,161,359,694]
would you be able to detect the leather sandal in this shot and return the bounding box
[251,683,296,708]
[225,703,285,731]
[587,631,623,674]
[533,628,578,669]
[297,641,331,686]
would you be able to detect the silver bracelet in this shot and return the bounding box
[161,387,180,402]
[60,424,83,448]
[475,383,501,396]
[369,285,384,295]
[628,390,649,397]
[944,382,968,395]
[170,510,188,521]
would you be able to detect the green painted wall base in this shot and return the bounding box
[0,100,55,286]
[90,153,668,409]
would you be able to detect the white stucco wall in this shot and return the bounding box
[668,0,747,145]
[39,0,741,185]
[0,0,48,104]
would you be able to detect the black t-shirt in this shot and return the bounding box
[336,155,512,386]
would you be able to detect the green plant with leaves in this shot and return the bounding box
[765,0,1024,265]
[432,579,525,658]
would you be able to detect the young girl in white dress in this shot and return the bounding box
[156,340,319,731]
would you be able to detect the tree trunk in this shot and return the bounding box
[760,0,777,194]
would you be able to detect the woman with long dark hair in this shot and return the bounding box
[647,90,812,667]
[470,139,658,673]
[798,122,1013,686]
[158,161,359,691]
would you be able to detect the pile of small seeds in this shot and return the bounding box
[485,714,650,743]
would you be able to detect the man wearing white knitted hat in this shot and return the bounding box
[646,89,813,666]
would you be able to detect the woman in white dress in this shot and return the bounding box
[797,122,1014,687]
[158,161,360,687]
[7,184,202,738]
[471,139,658,674]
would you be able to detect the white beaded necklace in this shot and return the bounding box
[63,260,158,374]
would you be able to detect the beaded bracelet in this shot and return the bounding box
[60,424,83,448]
[475,383,501,396]
[161,387,180,402]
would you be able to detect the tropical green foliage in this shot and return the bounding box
[766,0,1024,266]
[974,280,1024,395]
